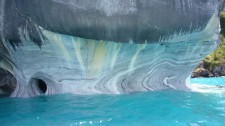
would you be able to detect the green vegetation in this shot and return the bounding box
[198,11,225,72]
[203,35,225,71]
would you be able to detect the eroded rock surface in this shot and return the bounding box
[0,0,223,97]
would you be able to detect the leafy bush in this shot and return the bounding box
[200,11,225,72]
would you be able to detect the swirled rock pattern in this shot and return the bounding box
[0,0,223,97]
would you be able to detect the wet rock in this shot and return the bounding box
[192,68,210,78]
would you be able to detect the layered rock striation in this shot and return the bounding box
[0,0,223,97]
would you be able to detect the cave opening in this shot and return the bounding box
[36,79,47,94]
[0,69,17,98]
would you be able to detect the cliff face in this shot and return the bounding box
[0,0,222,97]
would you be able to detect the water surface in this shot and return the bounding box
[0,78,225,126]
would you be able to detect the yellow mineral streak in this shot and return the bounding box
[88,41,106,77]
[110,43,121,69]
[42,30,72,65]
[72,37,85,71]
[129,44,146,71]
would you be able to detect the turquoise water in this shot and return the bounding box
[0,78,225,126]
[191,77,225,86]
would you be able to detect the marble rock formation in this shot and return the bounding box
[0,0,223,97]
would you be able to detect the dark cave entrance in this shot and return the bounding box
[0,68,17,98]
[36,79,47,94]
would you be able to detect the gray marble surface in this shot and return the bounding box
[0,0,222,97]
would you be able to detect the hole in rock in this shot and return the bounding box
[36,79,47,94]
[0,68,17,98]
